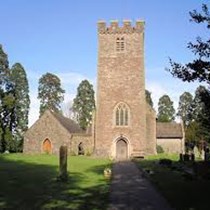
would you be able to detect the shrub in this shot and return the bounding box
[86,150,92,156]
[159,158,172,167]
[156,145,164,154]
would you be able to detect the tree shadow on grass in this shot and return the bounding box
[0,155,109,210]
[136,159,210,210]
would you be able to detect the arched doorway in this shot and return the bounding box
[42,138,52,154]
[116,139,128,161]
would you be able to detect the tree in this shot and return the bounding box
[73,80,95,130]
[10,63,30,151]
[192,85,206,121]
[157,94,175,122]
[38,73,65,116]
[185,121,200,143]
[0,45,30,152]
[193,85,210,142]
[145,90,153,107]
[185,86,210,143]
[0,44,10,152]
[1,92,15,152]
[198,87,210,142]
[168,4,210,84]
[0,44,9,88]
[177,91,193,127]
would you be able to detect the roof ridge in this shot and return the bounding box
[50,110,83,134]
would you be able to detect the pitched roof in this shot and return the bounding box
[156,122,183,138]
[51,111,84,134]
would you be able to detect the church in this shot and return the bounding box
[23,20,185,160]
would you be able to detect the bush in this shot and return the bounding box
[159,158,172,167]
[86,150,92,156]
[156,145,164,154]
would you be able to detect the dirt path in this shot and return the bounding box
[108,161,173,210]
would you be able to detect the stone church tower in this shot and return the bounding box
[95,20,156,160]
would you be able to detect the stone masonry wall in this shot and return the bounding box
[95,20,148,158]
[24,111,72,155]
[157,138,183,154]
[70,134,94,155]
[145,105,157,155]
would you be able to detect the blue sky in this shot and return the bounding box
[0,0,209,126]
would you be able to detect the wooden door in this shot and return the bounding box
[116,139,128,161]
[43,138,52,154]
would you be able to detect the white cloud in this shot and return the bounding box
[57,72,86,86]
[146,81,166,111]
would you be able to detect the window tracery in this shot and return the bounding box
[115,103,129,126]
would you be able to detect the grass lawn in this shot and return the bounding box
[137,154,210,210]
[0,154,111,209]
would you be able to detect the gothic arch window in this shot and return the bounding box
[115,103,129,126]
[116,37,125,52]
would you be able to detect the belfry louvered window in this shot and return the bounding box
[115,103,129,126]
[116,37,125,52]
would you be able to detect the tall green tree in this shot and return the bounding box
[192,85,206,121]
[157,94,175,122]
[185,86,210,143]
[1,93,15,152]
[38,73,65,116]
[73,80,95,130]
[198,87,210,142]
[192,85,210,142]
[168,4,210,84]
[0,44,10,152]
[0,45,30,152]
[185,121,201,143]
[10,63,30,151]
[145,90,153,108]
[177,91,193,127]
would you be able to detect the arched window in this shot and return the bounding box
[116,37,125,52]
[115,103,129,126]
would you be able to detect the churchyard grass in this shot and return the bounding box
[0,154,111,209]
[137,154,210,210]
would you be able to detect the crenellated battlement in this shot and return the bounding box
[98,20,144,34]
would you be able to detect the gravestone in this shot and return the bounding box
[193,146,200,159]
[58,145,68,181]
[204,148,210,161]
[191,153,195,161]
[183,154,190,161]
[201,149,205,160]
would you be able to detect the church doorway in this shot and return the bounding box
[42,138,52,154]
[116,139,128,161]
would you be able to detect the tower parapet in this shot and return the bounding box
[98,20,144,34]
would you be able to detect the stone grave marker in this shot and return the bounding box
[58,145,68,181]
[201,149,205,160]
[193,146,200,159]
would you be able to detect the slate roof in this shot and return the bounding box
[156,122,183,138]
[51,111,84,134]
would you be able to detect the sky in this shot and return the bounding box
[0,0,209,126]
